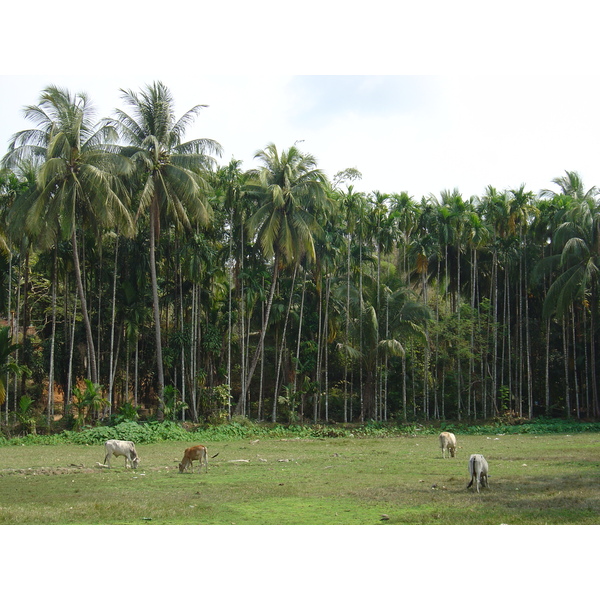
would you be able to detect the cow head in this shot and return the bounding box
[132,456,140,469]
[178,462,185,473]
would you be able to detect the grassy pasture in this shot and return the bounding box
[0,432,599,525]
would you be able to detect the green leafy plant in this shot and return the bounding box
[162,385,188,421]
[72,380,108,430]
[16,395,37,435]
[112,403,139,424]
[0,326,31,409]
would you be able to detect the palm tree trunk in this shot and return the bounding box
[239,259,279,413]
[545,318,551,416]
[590,289,599,417]
[293,269,307,412]
[5,254,12,425]
[227,210,234,419]
[315,270,324,423]
[344,233,351,423]
[179,266,187,421]
[272,264,298,422]
[571,307,580,419]
[562,316,570,417]
[324,275,330,422]
[66,288,77,418]
[47,248,58,425]
[149,209,165,417]
[71,230,97,384]
[108,238,119,415]
[491,251,499,415]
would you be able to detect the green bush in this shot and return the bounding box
[0,417,599,447]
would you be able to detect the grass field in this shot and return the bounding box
[1,432,599,525]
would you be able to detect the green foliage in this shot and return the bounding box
[16,395,36,434]
[200,384,232,424]
[162,385,188,421]
[0,326,30,408]
[1,416,599,448]
[72,380,108,429]
[111,403,139,424]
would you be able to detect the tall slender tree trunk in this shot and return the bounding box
[272,265,297,422]
[344,232,351,423]
[562,317,570,417]
[66,289,77,418]
[238,259,279,413]
[293,269,307,414]
[72,230,97,384]
[469,247,477,419]
[227,209,234,419]
[108,238,119,415]
[324,275,330,422]
[456,239,462,420]
[545,318,551,416]
[149,207,165,417]
[315,270,324,423]
[47,248,58,425]
[525,257,533,420]
[179,264,187,420]
[5,254,11,425]
[590,291,599,417]
[571,307,580,419]
[491,251,499,415]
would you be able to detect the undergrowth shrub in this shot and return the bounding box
[0,417,599,447]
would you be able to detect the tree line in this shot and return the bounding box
[0,81,598,430]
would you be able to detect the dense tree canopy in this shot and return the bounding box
[1,81,598,431]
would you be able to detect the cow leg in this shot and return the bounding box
[104,454,111,468]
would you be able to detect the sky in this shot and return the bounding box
[2,73,600,202]
[2,1,600,203]
[1,0,594,592]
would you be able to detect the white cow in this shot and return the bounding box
[439,431,457,458]
[178,444,208,474]
[467,454,489,493]
[103,439,140,469]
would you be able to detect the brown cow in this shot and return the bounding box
[178,445,209,474]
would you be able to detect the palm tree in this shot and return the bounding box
[540,175,600,417]
[110,81,222,415]
[239,143,329,417]
[2,85,134,385]
[0,326,29,410]
[508,184,537,418]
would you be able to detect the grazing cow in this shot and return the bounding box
[467,454,489,493]
[103,439,140,469]
[439,431,457,458]
[178,445,208,474]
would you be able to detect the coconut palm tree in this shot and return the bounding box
[239,143,329,417]
[540,176,600,417]
[109,81,222,416]
[2,85,133,385]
